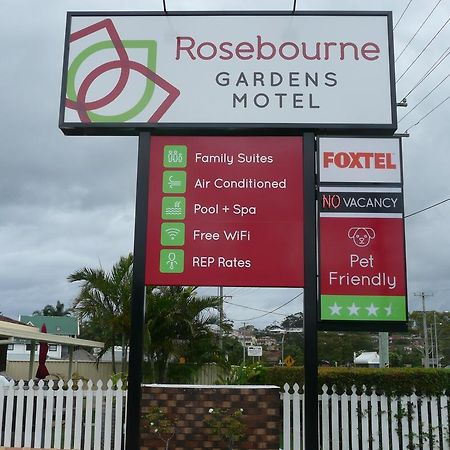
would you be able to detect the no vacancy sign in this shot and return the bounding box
[145,136,304,287]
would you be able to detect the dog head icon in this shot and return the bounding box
[348,227,375,247]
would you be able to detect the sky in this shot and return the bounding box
[0,0,449,330]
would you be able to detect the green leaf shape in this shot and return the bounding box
[67,40,157,122]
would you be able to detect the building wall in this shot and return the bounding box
[6,360,114,382]
[140,385,280,450]
[6,361,224,384]
[8,342,62,359]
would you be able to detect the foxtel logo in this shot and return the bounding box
[322,152,396,170]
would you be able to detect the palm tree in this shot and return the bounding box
[33,300,71,316]
[68,254,133,373]
[68,255,227,379]
[145,286,227,383]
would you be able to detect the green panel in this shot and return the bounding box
[161,223,185,246]
[161,197,186,220]
[162,171,186,194]
[163,145,187,168]
[321,295,407,321]
[160,249,184,273]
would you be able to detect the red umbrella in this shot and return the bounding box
[35,324,49,379]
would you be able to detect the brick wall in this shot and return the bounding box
[140,384,280,450]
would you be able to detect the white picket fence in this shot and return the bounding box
[0,379,127,450]
[1,380,449,450]
[281,383,450,450]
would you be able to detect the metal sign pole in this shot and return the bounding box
[125,132,150,450]
[303,132,319,450]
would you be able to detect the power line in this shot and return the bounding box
[224,299,286,316]
[232,288,262,297]
[401,46,450,99]
[394,0,414,30]
[225,287,244,296]
[396,16,450,84]
[230,292,303,322]
[426,286,450,292]
[404,93,450,132]
[228,196,450,322]
[405,197,450,218]
[395,0,444,62]
[399,72,450,123]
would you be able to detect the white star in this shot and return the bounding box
[366,303,379,316]
[347,303,360,316]
[384,304,392,316]
[329,303,342,315]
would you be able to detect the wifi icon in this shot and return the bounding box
[161,223,185,246]
[166,227,180,240]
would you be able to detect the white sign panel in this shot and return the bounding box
[247,346,263,357]
[318,137,402,184]
[60,13,396,133]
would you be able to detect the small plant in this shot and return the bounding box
[205,407,247,450]
[111,371,128,389]
[142,406,177,450]
[218,362,266,385]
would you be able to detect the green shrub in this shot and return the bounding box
[204,407,246,450]
[265,366,305,388]
[264,366,450,396]
[217,362,267,385]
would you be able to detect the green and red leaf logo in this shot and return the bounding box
[65,19,179,123]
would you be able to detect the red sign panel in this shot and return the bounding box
[146,136,304,287]
[320,216,407,321]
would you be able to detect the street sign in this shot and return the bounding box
[146,136,304,287]
[284,355,295,367]
[248,346,263,357]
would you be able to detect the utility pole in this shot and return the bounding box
[378,332,389,368]
[430,321,435,367]
[434,311,440,367]
[217,288,232,352]
[218,286,224,350]
[242,322,247,365]
[281,332,286,364]
[415,292,433,368]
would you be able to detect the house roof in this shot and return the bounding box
[19,315,79,336]
[354,351,379,365]
[0,319,103,348]
[0,315,28,326]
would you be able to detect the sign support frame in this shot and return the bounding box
[126,132,150,450]
[58,10,401,450]
[303,132,319,450]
